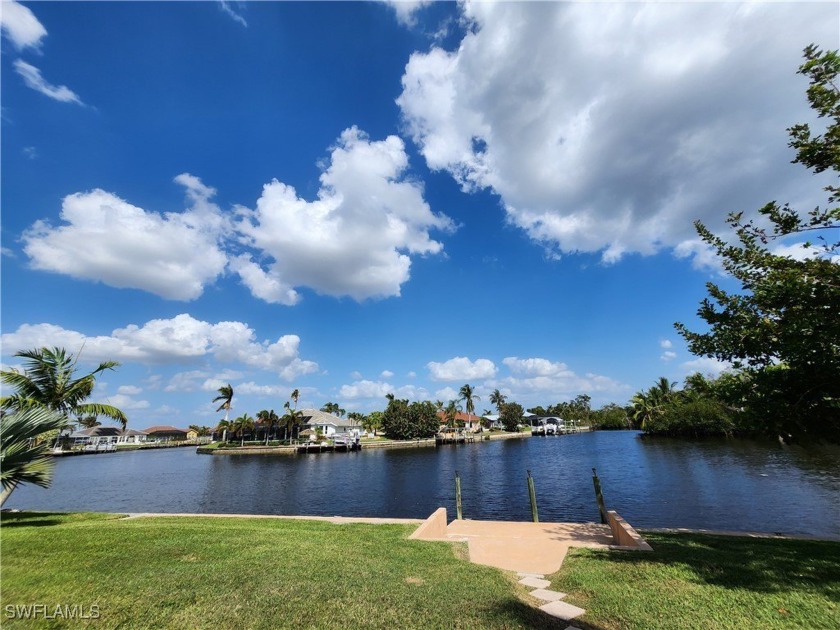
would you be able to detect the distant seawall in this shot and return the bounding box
[197,430,535,455]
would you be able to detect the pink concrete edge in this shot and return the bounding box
[409,507,450,540]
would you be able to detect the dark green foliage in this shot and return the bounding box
[645,397,736,437]
[675,46,840,443]
[499,401,524,432]
[591,403,630,430]
[382,398,440,440]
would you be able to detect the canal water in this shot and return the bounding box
[6,431,840,537]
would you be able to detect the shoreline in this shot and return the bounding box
[196,428,539,455]
[2,508,837,543]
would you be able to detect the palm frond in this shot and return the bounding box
[1,407,68,492]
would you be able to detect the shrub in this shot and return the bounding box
[499,402,524,432]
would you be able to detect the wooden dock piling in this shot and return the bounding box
[455,471,463,520]
[592,467,608,524]
[527,470,539,523]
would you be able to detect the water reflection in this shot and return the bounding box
[6,432,839,537]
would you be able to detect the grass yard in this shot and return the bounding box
[551,531,840,630]
[0,512,557,629]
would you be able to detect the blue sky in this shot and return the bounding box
[1,1,837,428]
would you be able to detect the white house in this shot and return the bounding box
[299,409,362,438]
[69,427,148,446]
[482,411,536,430]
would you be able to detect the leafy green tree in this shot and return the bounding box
[1,407,69,506]
[591,404,629,430]
[499,402,524,432]
[675,45,840,443]
[1,347,127,429]
[212,384,234,441]
[382,398,439,440]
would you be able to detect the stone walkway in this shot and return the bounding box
[411,509,653,627]
[516,571,586,626]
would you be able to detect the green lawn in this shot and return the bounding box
[0,512,556,629]
[551,531,840,630]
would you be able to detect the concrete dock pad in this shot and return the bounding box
[443,519,613,574]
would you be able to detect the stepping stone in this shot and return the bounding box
[518,576,551,589]
[517,572,545,579]
[565,627,583,630]
[539,600,586,621]
[529,589,566,602]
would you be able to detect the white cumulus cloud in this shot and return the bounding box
[1,314,318,380]
[681,357,732,377]
[23,174,228,300]
[382,0,432,27]
[398,2,837,265]
[427,356,497,381]
[1,1,47,50]
[339,379,393,400]
[236,126,453,303]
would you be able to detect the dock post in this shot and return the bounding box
[527,470,539,523]
[455,471,463,520]
[592,467,608,524]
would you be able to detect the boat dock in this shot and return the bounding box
[296,440,361,454]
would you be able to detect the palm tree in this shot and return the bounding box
[291,389,300,410]
[1,407,69,506]
[212,384,234,441]
[77,416,102,429]
[458,384,479,428]
[1,347,127,429]
[630,377,679,430]
[231,413,255,446]
[215,419,231,443]
[282,403,303,441]
[489,389,506,414]
[444,400,461,428]
[320,402,345,417]
[256,409,280,445]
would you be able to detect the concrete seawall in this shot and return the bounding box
[198,430,537,455]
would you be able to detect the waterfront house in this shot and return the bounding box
[69,427,148,446]
[299,409,362,438]
[436,411,483,431]
[143,425,188,441]
[482,411,535,430]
